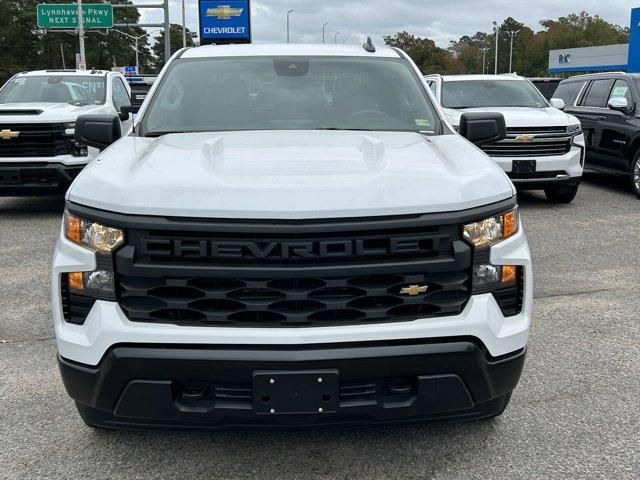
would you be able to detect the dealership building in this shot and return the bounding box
[548,7,640,75]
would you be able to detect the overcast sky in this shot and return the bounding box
[136,0,638,47]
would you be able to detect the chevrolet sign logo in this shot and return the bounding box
[515,134,535,142]
[206,5,244,20]
[399,285,429,296]
[0,129,19,140]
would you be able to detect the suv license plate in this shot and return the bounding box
[512,160,537,174]
[252,370,339,415]
[0,169,21,184]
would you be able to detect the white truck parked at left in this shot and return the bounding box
[0,69,133,196]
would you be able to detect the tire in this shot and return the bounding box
[544,184,579,203]
[631,152,640,199]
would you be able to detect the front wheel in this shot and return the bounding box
[544,184,579,203]
[631,152,640,199]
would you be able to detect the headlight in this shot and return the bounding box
[63,122,75,136]
[64,212,124,253]
[463,208,518,248]
[567,124,582,136]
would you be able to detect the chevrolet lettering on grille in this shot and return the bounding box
[138,236,446,261]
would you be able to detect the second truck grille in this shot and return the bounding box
[480,127,572,157]
[0,123,71,157]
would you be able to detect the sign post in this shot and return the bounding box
[198,0,252,45]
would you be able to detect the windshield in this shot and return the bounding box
[442,79,548,109]
[0,75,106,105]
[142,56,439,135]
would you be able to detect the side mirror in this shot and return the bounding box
[608,97,632,115]
[550,98,565,110]
[118,104,139,121]
[459,112,506,147]
[75,114,122,150]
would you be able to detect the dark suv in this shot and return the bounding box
[553,72,640,198]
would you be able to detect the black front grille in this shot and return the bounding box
[0,123,71,157]
[481,127,572,157]
[118,271,470,327]
[113,216,473,328]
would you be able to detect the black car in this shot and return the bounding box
[552,72,640,198]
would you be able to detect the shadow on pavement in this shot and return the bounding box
[0,196,66,217]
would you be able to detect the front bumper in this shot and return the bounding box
[0,162,85,196]
[492,143,585,189]
[59,340,526,429]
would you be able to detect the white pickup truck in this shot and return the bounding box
[0,69,132,196]
[425,74,585,203]
[53,43,532,430]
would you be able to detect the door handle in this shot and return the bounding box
[595,116,606,121]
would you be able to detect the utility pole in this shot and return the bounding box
[480,47,488,74]
[286,10,293,43]
[60,44,66,69]
[164,0,170,63]
[77,0,86,69]
[493,21,500,75]
[322,23,328,44]
[507,30,520,73]
[182,0,187,48]
[334,32,340,44]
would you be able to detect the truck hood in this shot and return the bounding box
[444,106,578,128]
[68,130,515,220]
[0,102,99,123]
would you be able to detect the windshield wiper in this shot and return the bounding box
[314,127,375,131]
[144,130,193,138]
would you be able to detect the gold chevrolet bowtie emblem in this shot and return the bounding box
[0,129,19,140]
[206,5,244,19]
[400,285,428,296]
[515,134,535,142]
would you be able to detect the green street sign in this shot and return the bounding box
[37,3,114,29]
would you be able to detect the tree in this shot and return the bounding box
[152,24,197,71]
[384,31,461,74]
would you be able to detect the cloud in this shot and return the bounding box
[135,0,637,48]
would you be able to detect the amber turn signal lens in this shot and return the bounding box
[503,210,518,239]
[65,214,82,244]
[501,265,517,284]
[67,272,84,291]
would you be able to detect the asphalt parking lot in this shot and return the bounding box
[0,171,638,480]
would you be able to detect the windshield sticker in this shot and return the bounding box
[415,119,431,127]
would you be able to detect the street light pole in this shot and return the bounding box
[322,23,328,44]
[507,30,520,73]
[493,21,499,75]
[286,10,293,43]
[480,47,488,74]
[77,0,86,69]
[182,0,187,48]
[111,29,161,75]
[334,32,340,44]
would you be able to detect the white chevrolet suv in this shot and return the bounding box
[425,74,585,203]
[0,69,133,196]
[53,43,532,430]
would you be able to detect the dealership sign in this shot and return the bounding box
[199,0,252,45]
[37,3,114,29]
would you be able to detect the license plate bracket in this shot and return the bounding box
[512,160,537,174]
[252,370,339,415]
[0,169,21,184]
